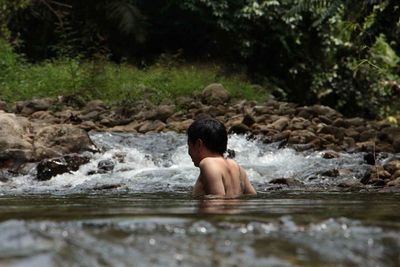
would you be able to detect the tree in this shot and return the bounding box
[8,0,147,60]
[0,0,29,39]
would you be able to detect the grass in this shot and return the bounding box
[0,40,269,107]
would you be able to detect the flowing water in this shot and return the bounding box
[0,132,399,266]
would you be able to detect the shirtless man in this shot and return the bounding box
[187,117,257,197]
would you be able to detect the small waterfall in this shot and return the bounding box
[0,132,382,195]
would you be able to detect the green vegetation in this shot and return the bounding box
[1,0,399,118]
[0,39,264,105]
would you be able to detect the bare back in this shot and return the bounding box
[192,157,256,197]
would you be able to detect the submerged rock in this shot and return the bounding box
[97,159,115,173]
[269,178,304,187]
[36,154,91,181]
[322,151,339,159]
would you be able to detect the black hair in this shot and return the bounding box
[187,117,227,155]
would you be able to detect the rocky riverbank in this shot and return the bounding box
[1,83,400,187]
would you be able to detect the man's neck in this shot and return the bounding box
[200,150,224,161]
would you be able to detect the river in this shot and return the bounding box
[0,132,399,266]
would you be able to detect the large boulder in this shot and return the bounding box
[201,83,230,106]
[0,111,33,163]
[33,124,98,160]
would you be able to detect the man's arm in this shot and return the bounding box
[240,167,257,195]
[192,176,205,197]
[199,159,226,195]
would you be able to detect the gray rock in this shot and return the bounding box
[33,124,98,160]
[98,159,115,173]
[202,83,230,105]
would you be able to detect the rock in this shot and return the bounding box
[53,109,80,121]
[375,142,395,153]
[201,105,226,117]
[288,130,317,144]
[318,125,345,141]
[30,111,58,122]
[201,83,230,105]
[337,180,364,191]
[18,98,56,116]
[175,96,195,109]
[0,170,10,182]
[316,116,333,125]
[92,184,123,190]
[79,120,100,131]
[108,121,139,132]
[322,151,339,159]
[346,117,365,127]
[97,159,115,173]
[361,166,392,185]
[311,105,341,118]
[393,137,400,153]
[140,105,175,122]
[277,103,296,116]
[228,123,251,135]
[36,154,90,181]
[33,124,98,160]
[343,137,356,151]
[0,101,7,111]
[79,110,102,122]
[383,160,400,174]
[270,130,290,143]
[269,178,304,187]
[253,105,273,115]
[379,127,400,143]
[387,177,400,187]
[0,112,33,162]
[390,170,400,180]
[359,129,378,142]
[138,120,166,133]
[355,141,375,152]
[167,119,194,133]
[242,114,256,127]
[344,128,360,139]
[363,153,376,165]
[84,100,107,111]
[269,117,289,131]
[289,117,311,130]
[320,169,339,177]
[58,95,86,108]
[332,118,350,128]
[226,115,245,129]
[296,107,314,119]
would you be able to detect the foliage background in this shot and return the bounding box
[1,0,399,118]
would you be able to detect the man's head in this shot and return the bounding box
[187,118,228,164]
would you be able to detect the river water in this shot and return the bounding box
[0,132,399,266]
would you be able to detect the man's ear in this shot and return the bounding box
[196,139,204,149]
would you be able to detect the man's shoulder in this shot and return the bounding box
[199,157,224,166]
[199,157,227,173]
